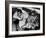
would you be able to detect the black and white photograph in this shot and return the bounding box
[12,7,40,31]
[5,1,45,37]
